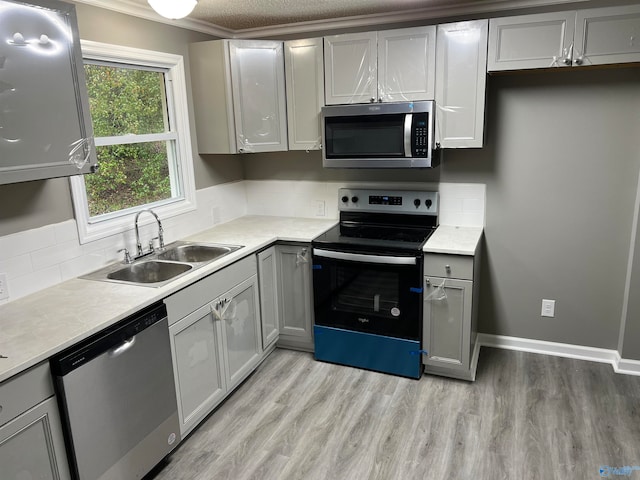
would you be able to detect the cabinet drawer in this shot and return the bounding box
[165,255,257,324]
[424,254,473,280]
[0,363,53,427]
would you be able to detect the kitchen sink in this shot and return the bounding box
[81,241,244,287]
[156,242,242,264]
[107,261,193,284]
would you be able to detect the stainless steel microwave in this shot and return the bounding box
[321,101,439,168]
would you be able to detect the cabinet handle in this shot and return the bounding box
[574,56,584,66]
[425,278,431,286]
[562,57,572,66]
[378,98,382,103]
[370,97,376,103]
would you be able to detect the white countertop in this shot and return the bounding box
[0,216,336,384]
[423,225,484,255]
[0,217,482,384]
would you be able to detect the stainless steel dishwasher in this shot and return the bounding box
[51,302,180,480]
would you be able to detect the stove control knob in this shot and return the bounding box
[425,199,433,209]
[341,195,349,203]
[351,196,359,203]
[414,198,421,208]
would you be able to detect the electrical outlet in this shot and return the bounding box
[541,299,555,317]
[0,273,9,301]
[314,200,326,217]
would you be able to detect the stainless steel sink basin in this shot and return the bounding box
[81,241,244,287]
[156,242,241,264]
[107,261,192,284]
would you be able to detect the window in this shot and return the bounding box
[70,41,196,244]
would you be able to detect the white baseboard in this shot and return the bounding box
[477,333,640,377]
[616,358,640,376]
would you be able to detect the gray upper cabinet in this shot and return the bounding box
[575,5,640,66]
[0,0,97,185]
[488,5,640,71]
[284,38,324,151]
[324,27,436,105]
[488,12,576,71]
[377,26,436,102]
[189,39,288,154]
[435,20,488,148]
[324,32,377,105]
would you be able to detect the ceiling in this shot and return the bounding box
[73,0,633,37]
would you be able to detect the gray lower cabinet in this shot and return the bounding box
[423,251,480,381]
[169,303,227,436]
[257,246,280,350]
[165,256,262,436]
[0,363,70,480]
[275,244,314,351]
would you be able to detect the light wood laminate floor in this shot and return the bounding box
[148,347,640,480]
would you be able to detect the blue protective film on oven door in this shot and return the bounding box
[313,325,422,379]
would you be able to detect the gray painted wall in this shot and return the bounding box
[1,3,639,358]
[0,3,241,237]
[621,196,640,359]
[244,68,640,354]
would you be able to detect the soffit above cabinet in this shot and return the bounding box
[72,0,639,38]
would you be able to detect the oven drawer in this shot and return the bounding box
[424,253,473,280]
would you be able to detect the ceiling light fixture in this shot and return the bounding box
[147,0,197,20]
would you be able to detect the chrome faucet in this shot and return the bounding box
[134,209,164,258]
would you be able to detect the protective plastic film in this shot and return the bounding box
[68,137,94,169]
[549,43,574,67]
[325,33,376,104]
[377,27,435,103]
[230,41,286,153]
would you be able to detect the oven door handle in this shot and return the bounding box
[313,248,417,265]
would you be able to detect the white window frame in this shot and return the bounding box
[70,40,196,244]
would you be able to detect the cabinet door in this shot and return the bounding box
[324,32,377,105]
[377,26,436,102]
[574,5,640,66]
[219,275,262,391]
[257,247,280,350]
[423,277,473,372]
[0,0,97,185]
[276,245,313,345]
[0,397,71,480]
[228,40,288,152]
[488,12,576,71]
[436,20,488,148]
[169,304,226,436]
[285,38,324,150]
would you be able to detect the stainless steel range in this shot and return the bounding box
[312,188,438,379]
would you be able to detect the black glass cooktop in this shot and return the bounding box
[313,212,437,254]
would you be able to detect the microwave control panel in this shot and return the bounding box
[412,113,429,157]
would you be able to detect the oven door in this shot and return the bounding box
[312,248,423,340]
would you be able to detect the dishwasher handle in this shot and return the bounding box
[108,337,137,358]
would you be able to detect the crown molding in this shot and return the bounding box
[73,0,591,39]
[232,0,590,38]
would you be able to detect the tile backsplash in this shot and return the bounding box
[0,180,484,303]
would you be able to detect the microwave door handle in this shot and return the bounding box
[313,248,417,265]
[404,113,413,158]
